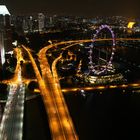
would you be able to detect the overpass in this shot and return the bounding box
[24,46,78,140]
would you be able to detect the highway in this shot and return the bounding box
[51,55,78,139]
[0,48,25,140]
[1,47,34,85]
[32,82,140,94]
[0,84,25,140]
[38,38,140,59]
[61,83,140,93]
[23,45,78,140]
[39,42,79,139]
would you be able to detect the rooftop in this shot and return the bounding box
[0,5,10,15]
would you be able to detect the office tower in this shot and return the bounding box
[38,13,45,32]
[0,5,11,65]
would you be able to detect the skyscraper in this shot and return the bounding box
[38,13,45,32]
[0,5,11,65]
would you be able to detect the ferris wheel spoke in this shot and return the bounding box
[88,24,116,75]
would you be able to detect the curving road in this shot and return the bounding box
[38,48,78,139]
[23,46,78,140]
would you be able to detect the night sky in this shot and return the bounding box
[1,0,140,17]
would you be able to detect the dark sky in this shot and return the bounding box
[1,0,140,17]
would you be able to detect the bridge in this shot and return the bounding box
[23,46,78,140]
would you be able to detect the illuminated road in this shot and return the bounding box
[22,46,66,139]
[1,48,34,85]
[38,48,79,139]
[51,55,78,139]
[0,84,25,140]
[0,48,25,140]
[32,82,140,95]
[1,48,23,84]
[23,45,78,140]
[39,38,140,59]
[61,83,140,93]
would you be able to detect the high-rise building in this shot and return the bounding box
[49,17,53,25]
[0,5,12,65]
[38,13,45,32]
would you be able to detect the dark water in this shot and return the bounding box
[65,89,140,140]
[24,89,140,140]
[23,95,51,140]
[115,46,140,82]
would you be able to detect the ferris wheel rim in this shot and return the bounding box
[88,24,116,75]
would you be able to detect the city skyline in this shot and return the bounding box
[1,0,140,17]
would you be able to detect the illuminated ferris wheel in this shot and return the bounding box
[88,25,116,75]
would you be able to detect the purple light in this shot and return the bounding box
[88,24,115,75]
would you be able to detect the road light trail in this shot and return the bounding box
[9,48,24,83]
[61,83,140,93]
[32,82,140,95]
[0,84,25,140]
[0,48,25,140]
[39,44,79,139]
[1,48,35,85]
[51,55,78,139]
[22,45,70,140]
[39,38,140,59]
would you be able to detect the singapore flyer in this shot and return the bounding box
[88,24,116,76]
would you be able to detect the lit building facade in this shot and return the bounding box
[38,13,45,32]
[0,5,12,65]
